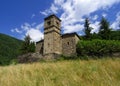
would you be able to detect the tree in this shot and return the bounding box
[91,32,102,39]
[84,18,92,40]
[119,21,120,30]
[20,35,35,54]
[29,42,36,52]
[99,17,111,39]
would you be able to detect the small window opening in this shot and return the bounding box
[67,42,70,45]
[47,21,51,25]
[56,21,59,27]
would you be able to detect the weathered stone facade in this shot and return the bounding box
[62,33,80,56]
[44,14,62,56]
[36,14,80,58]
[36,40,44,55]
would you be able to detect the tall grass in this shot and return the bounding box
[0,58,120,86]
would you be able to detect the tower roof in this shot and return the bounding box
[44,14,61,22]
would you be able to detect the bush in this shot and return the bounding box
[58,55,78,60]
[76,40,120,57]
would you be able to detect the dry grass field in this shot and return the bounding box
[0,58,120,86]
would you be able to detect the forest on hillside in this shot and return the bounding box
[0,33,22,65]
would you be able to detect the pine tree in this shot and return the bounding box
[29,42,35,52]
[99,17,111,39]
[84,18,92,40]
[20,35,35,54]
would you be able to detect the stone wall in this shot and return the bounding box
[75,34,80,44]
[35,40,44,54]
[44,15,61,30]
[44,30,62,55]
[44,14,62,56]
[44,32,54,54]
[62,33,80,56]
[53,31,62,54]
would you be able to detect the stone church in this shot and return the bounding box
[35,14,80,58]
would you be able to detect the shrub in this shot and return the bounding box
[58,55,78,60]
[76,40,120,57]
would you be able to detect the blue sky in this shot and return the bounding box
[0,0,120,42]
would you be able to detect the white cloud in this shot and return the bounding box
[90,21,100,33]
[54,0,65,5]
[31,14,35,19]
[63,24,84,34]
[11,22,44,42]
[40,11,48,16]
[36,23,44,30]
[26,29,43,42]
[15,28,22,34]
[92,15,98,21]
[102,13,107,17]
[31,22,36,26]
[11,29,14,32]
[111,11,120,30]
[21,23,31,31]
[41,0,120,34]
[40,4,59,16]
[11,28,22,34]
[50,4,58,14]
[40,9,52,16]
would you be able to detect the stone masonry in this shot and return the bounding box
[36,14,80,58]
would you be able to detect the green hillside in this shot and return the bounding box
[0,33,22,65]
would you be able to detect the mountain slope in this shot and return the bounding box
[0,33,22,65]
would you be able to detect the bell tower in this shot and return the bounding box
[43,14,62,56]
